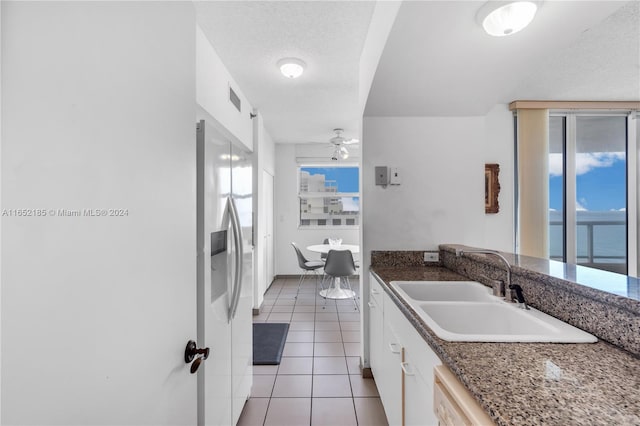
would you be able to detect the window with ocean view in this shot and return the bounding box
[298,166,359,228]
[548,114,628,274]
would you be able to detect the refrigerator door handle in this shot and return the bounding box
[228,196,244,320]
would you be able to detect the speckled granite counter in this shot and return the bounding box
[370,265,640,426]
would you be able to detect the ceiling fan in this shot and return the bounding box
[328,128,359,161]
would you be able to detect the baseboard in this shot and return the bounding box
[361,366,373,379]
[274,274,361,280]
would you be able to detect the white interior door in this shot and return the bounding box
[1,3,197,424]
[263,171,275,288]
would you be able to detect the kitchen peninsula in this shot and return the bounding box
[369,245,640,426]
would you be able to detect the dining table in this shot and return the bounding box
[306,243,360,299]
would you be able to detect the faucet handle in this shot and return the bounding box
[479,274,505,298]
[508,284,529,310]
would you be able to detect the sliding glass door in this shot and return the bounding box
[549,113,629,274]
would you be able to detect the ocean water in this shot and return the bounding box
[549,210,627,262]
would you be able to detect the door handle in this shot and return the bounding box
[185,340,210,374]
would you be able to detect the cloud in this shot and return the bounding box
[341,197,359,212]
[576,199,587,211]
[549,152,624,177]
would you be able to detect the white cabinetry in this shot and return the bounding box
[368,274,441,426]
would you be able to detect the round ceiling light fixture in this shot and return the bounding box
[476,1,539,37]
[277,57,306,79]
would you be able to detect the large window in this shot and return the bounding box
[548,113,629,274]
[298,166,359,227]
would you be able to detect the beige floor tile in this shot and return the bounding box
[253,364,279,375]
[349,374,380,397]
[274,299,296,306]
[314,304,337,312]
[343,342,360,357]
[338,312,360,322]
[314,321,340,331]
[269,312,293,321]
[292,312,315,322]
[341,331,360,343]
[252,312,270,322]
[294,305,315,313]
[314,331,342,342]
[270,305,295,313]
[314,342,345,357]
[354,397,388,426]
[237,398,269,426]
[346,357,361,375]
[313,357,348,375]
[272,375,312,398]
[337,304,359,312]
[311,398,357,426]
[312,374,352,398]
[286,331,314,343]
[264,398,311,426]
[278,357,313,375]
[289,321,315,331]
[295,299,316,306]
[251,375,276,398]
[339,322,360,331]
[315,312,339,322]
[283,342,314,357]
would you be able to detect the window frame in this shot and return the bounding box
[297,163,360,230]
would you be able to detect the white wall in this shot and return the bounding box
[363,116,488,252]
[274,144,359,275]
[196,26,254,152]
[2,3,197,424]
[483,104,516,252]
[360,113,515,368]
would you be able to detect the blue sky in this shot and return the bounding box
[302,167,359,192]
[549,156,626,211]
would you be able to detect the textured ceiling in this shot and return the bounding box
[195,1,375,144]
[195,1,638,144]
[365,1,639,117]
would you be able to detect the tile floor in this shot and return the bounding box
[237,276,389,426]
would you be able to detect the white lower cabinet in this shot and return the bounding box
[368,274,442,426]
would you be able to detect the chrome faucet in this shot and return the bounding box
[455,248,515,303]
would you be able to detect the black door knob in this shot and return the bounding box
[185,340,210,374]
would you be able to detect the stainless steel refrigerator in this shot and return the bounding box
[196,119,253,425]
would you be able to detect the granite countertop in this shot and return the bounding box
[370,266,640,426]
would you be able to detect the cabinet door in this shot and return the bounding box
[369,295,383,377]
[403,348,439,426]
[380,319,403,426]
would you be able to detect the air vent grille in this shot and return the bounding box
[229,86,241,112]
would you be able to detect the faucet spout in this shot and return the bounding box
[455,248,513,302]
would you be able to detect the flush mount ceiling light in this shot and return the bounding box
[277,57,306,79]
[476,1,540,37]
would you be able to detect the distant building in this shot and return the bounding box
[299,170,359,226]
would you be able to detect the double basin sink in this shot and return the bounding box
[390,281,597,343]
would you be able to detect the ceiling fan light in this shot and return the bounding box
[277,58,306,79]
[477,1,538,37]
[339,146,349,160]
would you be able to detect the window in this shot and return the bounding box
[548,113,629,274]
[298,166,359,228]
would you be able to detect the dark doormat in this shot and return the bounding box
[253,323,290,365]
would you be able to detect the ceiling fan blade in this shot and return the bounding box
[342,138,359,145]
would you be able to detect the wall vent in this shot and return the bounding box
[229,86,241,112]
